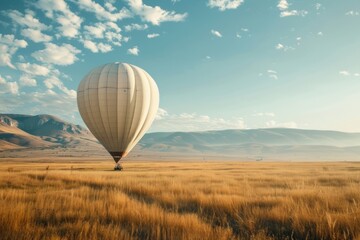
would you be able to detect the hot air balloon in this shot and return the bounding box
[77,62,159,170]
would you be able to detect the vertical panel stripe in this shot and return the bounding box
[106,64,116,151]
[118,63,129,151]
[79,70,103,143]
[84,70,106,144]
[126,71,159,153]
[98,64,113,150]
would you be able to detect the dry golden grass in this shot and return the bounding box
[0,160,360,240]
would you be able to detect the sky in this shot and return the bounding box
[0,0,359,132]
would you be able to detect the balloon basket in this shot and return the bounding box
[114,163,123,171]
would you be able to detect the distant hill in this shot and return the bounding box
[138,129,360,160]
[1,113,360,160]
[141,128,360,149]
[0,114,96,150]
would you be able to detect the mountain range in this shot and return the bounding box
[1,113,360,161]
[0,114,98,149]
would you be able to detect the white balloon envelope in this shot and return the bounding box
[77,62,159,169]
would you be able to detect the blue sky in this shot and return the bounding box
[0,0,359,132]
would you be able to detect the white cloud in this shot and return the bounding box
[277,0,289,11]
[20,28,52,42]
[275,43,294,51]
[269,74,278,80]
[7,10,49,30]
[18,55,25,62]
[105,24,122,42]
[17,62,50,76]
[128,0,187,25]
[147,33,160,38]
[152,108,246,132]
[155,108,169,120]
[19,75,37,87]
[267,70,277,74]
[0,45,16,69]
[211,29,222,38]
[236,28,249,39]
[97,43,112,52]
[0,89,78,119]
[36,0,83,38]
[0,76,19,95]
[266,120,297,128]
[6,10,52,43]
[127,46,139,55]
[83,22,123,47]
[317,31,323,36]
[43,75,76,98]
[46,89,57,95]
[76,0,131,21]
[84,24,107,38]
[253,112,276,117]
[6,82,19,95]
[36,0,67,18]
[339,70,360,77]
[107,21,121,32]
[105,32,122,45]
[280,10,308,17]
[32,43,81,66]
[0,34,28,69]
[267,70,278,80]
[83,40,98,52]
[56,15,82,38]
[315,3,321,11]
[85,22,121,36]
[104,2,116,12]
[208,0,244,11]
[0,75,19,94]
[339,71,350,76]
[276,43,284,50]
[0,34,28,48]
[65,89,77,98]
[124,23,148,31]
[346,11,359,16]
[0,75,6,84]
[277,0,308,17]
[43,76,60,89]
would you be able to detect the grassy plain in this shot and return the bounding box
[0,159,359,240]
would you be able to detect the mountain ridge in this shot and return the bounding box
[1,113,360,161]
[0,113,95,150]
[141,128,360,148]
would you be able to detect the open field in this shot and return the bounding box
[0,159,360,240]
